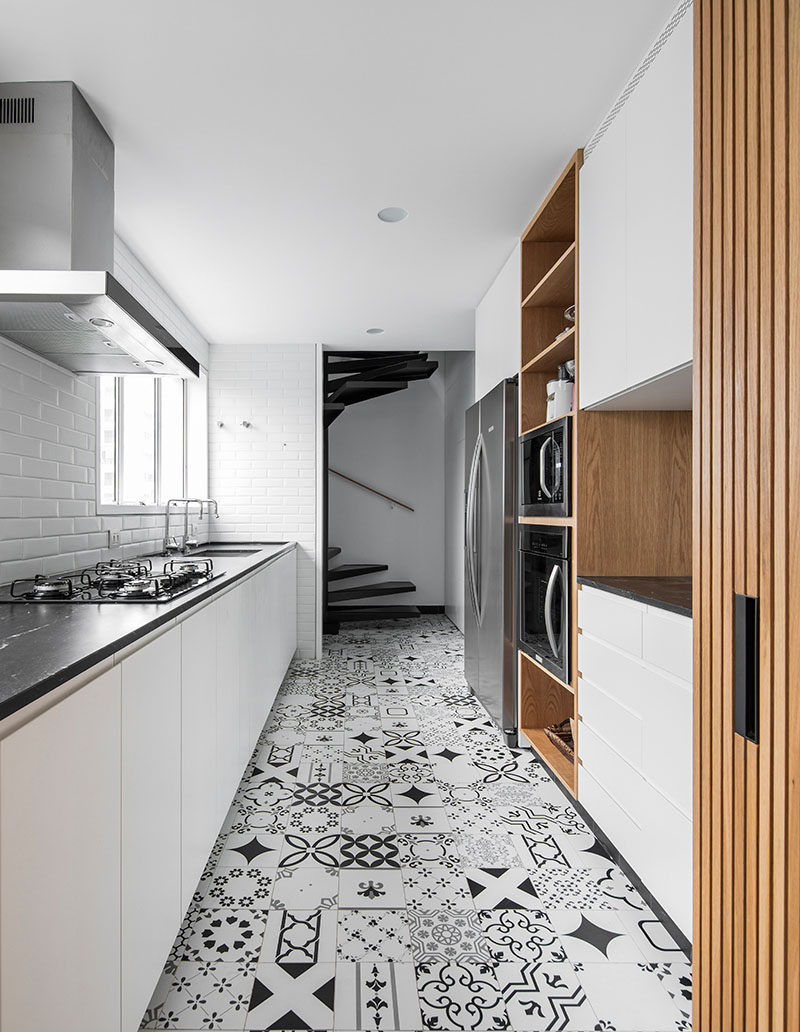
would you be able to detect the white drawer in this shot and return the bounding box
[579,635,692,813]
[578,586,644,656]
[578,676,643,769]
[579,729,693,938]
[643,606,693,681]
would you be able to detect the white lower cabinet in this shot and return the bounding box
[0,547,298,1032]
[121,626,182,1032]
[577,585,693,937]
[0,667,122,1032]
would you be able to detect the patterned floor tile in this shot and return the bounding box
[278,832,341,869]
[397,832,461,869]
[457,833,519,869]
[269,868,338,910]
[336,909,413,962]
[172,908,267,967]
[463,868,540,910]
[415,959,510,1030]
[286,805,341,837]
[494,960,597,1031]
[338,869,406,909]
[217,832,284,869]
[477,910,567,964]
[390,782,444,807]
[577,961,687,1030]
[141,961,252,1029]
[245,961,336,1030]
[335,961,422,1030]
[337,782,393,808]
[403,861,474,911]
[201,868,274,910]
[616,907,687,961]
[261,908,337,963]
[340,805,395,836]
[645,961,693,1023]
[408,909,492,964]
[393,806,452,832]
[339,833,400,868]
[548,909,648,962]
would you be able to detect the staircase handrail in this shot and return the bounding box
[328,468,415,512]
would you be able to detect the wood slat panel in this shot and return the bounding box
[695,1,799,1028]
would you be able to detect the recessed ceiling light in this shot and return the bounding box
[90,317,114,328]
[366,327,384,335]
[145,359,164,367]
[377,207,408,223]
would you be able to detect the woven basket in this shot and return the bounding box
[544,717,575,762]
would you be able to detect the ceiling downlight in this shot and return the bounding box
[377,207,408,223]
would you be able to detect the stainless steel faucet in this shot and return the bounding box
[163,498,220,554]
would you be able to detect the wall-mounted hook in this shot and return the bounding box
[216,420,225,428]
[240,420,252,429]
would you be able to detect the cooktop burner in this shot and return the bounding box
[5,557,218,604]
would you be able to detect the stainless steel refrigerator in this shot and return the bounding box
[464,377,518,745]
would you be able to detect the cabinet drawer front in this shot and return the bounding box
[579,634,692,813]
[578,586,643,656]
[579,676,642,768]
[642,607,693,681]
[578,765,643,871]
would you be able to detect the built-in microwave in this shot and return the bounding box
[519,416,571,517]
[518,525,570,684]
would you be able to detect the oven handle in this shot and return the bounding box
[544,563,562,660]
[539,437,553,499]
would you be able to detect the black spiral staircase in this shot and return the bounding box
[324,351,438,634]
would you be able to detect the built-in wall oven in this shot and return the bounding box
[518,525,570,684]
[519,415,571,517]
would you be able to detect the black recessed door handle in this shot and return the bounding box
[734,593,759,744]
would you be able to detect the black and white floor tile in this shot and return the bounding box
[142,616,692,1030]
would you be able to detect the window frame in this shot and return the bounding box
[95,374,188,515]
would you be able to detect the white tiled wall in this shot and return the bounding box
[0,336,214,584]
[208,342,318,658]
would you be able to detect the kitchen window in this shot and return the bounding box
[97,375,187,508]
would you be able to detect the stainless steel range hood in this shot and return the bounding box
[0,82,199,378]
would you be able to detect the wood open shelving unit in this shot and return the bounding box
[518,151,582,796]
[516,151,693,801]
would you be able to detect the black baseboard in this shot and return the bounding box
[418,605,445,613]
[523,740,693,961]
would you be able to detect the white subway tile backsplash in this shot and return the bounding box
[209,341,318,658]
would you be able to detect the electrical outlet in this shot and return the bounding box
[107,530,121,548]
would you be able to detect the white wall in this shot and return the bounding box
[327,358,446,607]
[443,352,475,632]
[207,342,317,658]
[474,243,521,402]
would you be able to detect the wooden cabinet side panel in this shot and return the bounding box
[0,668,122,1032]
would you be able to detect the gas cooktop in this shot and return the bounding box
[1,557,221,604]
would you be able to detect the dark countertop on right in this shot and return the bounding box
[577,575,692,617]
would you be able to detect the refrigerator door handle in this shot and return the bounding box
[539,436,553,499]
[467,432,485,626]
[544,563,561,660]
[465,433,481,620]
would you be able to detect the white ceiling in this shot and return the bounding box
[0,0,677,351]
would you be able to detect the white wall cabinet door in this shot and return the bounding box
[121,627,182,1032]
[625,12,693,388]
[182,600,221,908]
[579,109,627,409]
[0,668,122,1032]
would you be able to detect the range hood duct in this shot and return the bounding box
[0,82,199,377]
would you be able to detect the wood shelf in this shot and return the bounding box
[521,242,576,309]
[521,327,575,375]
[519,515,575,526]
[520,647,574,695]
[521,727,575,793]
[520,410,574,438]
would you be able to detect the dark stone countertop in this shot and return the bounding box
[577,575,692,618]
[0,542,296,723]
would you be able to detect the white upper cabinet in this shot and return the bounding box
[579,108,627,409]
[580,11,693,409]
